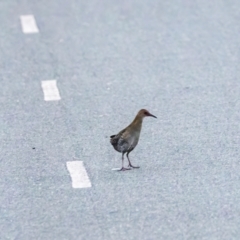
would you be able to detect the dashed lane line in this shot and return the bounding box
[41,80,61,101]
[66,161,92,189]
[20,15,39,34]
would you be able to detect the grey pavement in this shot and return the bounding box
[1,0,240,239]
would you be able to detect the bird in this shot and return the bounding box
[110,109,157,171]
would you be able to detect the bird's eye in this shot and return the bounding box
[144,111,148,115]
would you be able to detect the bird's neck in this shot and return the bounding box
[129,116,143,132]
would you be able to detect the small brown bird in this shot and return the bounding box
[110,109,157,171]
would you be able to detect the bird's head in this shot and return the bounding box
[138,109,157,119]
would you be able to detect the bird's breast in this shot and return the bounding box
[128,130,141,147]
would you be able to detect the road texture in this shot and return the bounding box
[1,0,240,239]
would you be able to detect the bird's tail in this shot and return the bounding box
[110,135,118,146]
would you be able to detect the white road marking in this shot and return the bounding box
[41,80,61,101]
[66,161,92,188]
[20,15,39,33]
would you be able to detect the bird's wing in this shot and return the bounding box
[110,128,130,152]
[121,130,136,151]
[110,127,126,139]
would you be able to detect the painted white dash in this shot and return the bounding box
[41,80,61,101]
[112,168,121,171]
[20,15,39,33]
[66,161,92,188]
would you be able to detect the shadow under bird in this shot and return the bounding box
[110,109,157,171]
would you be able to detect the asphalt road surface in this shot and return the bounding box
[1,0,240,239]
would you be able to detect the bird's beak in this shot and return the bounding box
[148,113,157,118]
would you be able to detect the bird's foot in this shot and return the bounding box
[128,164,140,169]
[118,167,131,171]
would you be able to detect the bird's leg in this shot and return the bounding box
[118,153,131,171]
[127,152,140,168]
